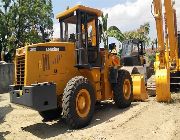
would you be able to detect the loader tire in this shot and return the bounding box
[39,108,61,121]
[112,70,133,108]
[62,76,95,129]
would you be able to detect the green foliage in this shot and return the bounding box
[124,22,150,45]
[118,48,123,57]
[100,13,109,49]
[108,26,125,42]
[0,0,53,61]
[148,54,156,63]
[108,22,150,45]
[107,23,151,58]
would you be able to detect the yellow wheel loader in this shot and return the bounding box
[9,5,146,129]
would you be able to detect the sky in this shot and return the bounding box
[52,0,130,15]
[51,0,180,43]
[1,0,180,43]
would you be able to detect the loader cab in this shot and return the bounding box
[121,39,146,66]
[56,5,102,68]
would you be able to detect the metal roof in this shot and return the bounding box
[56,5,103,19]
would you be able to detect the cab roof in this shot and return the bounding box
[56,5,103,20]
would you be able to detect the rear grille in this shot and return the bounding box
[15,54,25,86]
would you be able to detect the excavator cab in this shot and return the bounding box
[57,5,102,68]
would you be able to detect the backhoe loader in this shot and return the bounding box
[121,39,146,67]
[121,39,147,82]
[152,0,180,102]
[9,5,147,129]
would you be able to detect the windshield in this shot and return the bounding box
[122,43,132,56]
[59,13,97,45]
[59,21,76,42]
[122,42,139,57]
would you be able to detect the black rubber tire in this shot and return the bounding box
[39,108,61,121]
[62,76,95,129]
[112,70,133,108]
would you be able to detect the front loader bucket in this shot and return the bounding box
[132,74,148,101]
[155,69,171,102]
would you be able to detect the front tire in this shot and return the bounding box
[39,108,61,121]
[62,76,95,129]
[112,70,133,108]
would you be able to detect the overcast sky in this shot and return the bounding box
[52,0,180,41]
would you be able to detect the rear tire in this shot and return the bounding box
[112,70,133,108]
[62,76,95,129]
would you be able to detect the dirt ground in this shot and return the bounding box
[1,93,180,140]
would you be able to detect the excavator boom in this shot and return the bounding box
[153,0,180,101]
[164,0,179,70]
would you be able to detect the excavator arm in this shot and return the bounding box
[153,0,171,102]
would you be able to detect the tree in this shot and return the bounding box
[108,26,125,42]
[0,0,54,62]
[0,0,12,61]
[108,22,150,45]
[124,22,150,44]
[107,23,151,57]
[100,13,109,49]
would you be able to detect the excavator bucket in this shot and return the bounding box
[155,68,171,102]
[132,74,148,101]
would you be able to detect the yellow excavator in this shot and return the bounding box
[9,5,148,129]
[152,0,180,102]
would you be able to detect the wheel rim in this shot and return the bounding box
[123,79,131,100]
[76,89,91,118]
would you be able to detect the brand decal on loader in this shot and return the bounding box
[29,48,37,51]
[46,47,60,51]
[28,46,65,52]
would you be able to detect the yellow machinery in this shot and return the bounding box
[9,5,146,129]
[110,42,148,102]
[132,74,148,101]
[152,0,180,102]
